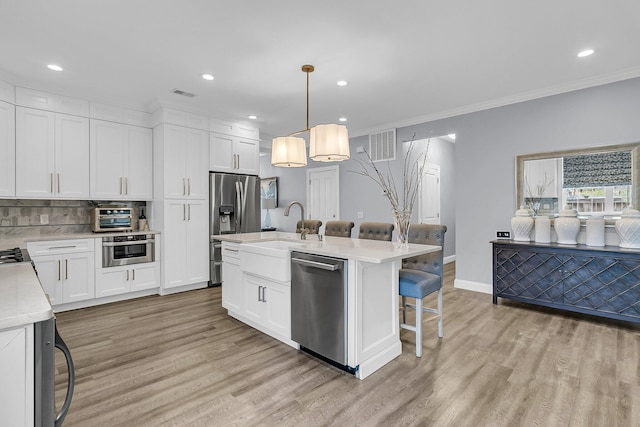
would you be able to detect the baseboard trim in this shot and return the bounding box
[444,255,456,264]
[454,279,492,295]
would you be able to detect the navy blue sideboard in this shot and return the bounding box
[492,240,640,324]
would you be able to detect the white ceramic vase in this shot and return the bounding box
[555,207,580,244]
[615,207,640,248]
[511,206,533,241]
[534,216,551,243]
[585,216,605,247]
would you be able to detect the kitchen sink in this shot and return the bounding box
[241,240,306,257]
[241,240,307,282]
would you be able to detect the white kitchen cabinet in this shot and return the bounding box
[0,100,15,198]
[95,262,159,298]
[27,239,95,306]
[210,132,259,175]
[153,124,209,200]
[15,107,89,199]
[90,119,153,200]
[160,200,209,290]
[0,325,34,427]
[221,242,242,313]
[242,273,290,339]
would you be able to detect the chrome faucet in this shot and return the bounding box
[284,201,306,239]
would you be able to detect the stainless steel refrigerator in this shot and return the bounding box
[210,172,261,285]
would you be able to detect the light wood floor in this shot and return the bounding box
[55,262,640,426]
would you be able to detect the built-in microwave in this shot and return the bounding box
[91,206,133,232]
[102,234,155,267]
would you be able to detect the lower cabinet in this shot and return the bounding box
[493,241,640,323]
[221,243,242,313]
[96,262,159,298]
[28,240,95,306]
[242,273,290,339]
[0,324,33,426]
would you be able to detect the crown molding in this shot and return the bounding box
[350,68,640,138]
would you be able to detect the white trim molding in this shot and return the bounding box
[444,255,455,264]
[454,278,492,295]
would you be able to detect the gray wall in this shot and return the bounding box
[259,134,457,259]
[261,77,640,291]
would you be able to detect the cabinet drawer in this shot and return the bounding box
[221,242,241,260]
[27,238,95,256]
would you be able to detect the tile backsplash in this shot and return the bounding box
[0,199,147,247]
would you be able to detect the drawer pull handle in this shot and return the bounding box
[58,260,61,281]
[65,259,68,280]
[49,245,77,250]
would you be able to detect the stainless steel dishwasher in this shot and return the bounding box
[291,251,351,371]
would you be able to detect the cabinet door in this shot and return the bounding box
[210,133,234,173]
[162,124,188,199]
[235,137,259,175]
[55,113,89,199]
[243,274,266,323]
[494,247,563,303]
[0,326,33,427]
[15,107,55,198]
[62,251,95,303]
[95,266,129,297]
[31,255,64,305]
[264,281,290,338]
[184,128,209,199]
[90,120,125,199]
[0,100,15,197]
[130,263,159,291]
[124,125,153,200]
[163,201,188,288]
[185,201,210,284]
[222,257,243,312]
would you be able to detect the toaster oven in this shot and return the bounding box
[91,206,133,232]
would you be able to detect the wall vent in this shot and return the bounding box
[171,88,197,98]
[368,129,396,162]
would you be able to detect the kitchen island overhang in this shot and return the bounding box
[213,232,441,379]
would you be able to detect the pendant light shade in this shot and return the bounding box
[309,124,350,162]
[271,136,307,167]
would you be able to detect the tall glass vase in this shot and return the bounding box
[392,208,412,249]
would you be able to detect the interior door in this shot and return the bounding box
[307,166,340,234]
[419,164,440,224]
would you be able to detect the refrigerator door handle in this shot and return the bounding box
[235,181,242,232]
[240,180,248,232]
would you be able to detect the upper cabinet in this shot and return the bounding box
[0,100,15,198]
[15,107,89,199]
[90,119,153,200]
[153,123,209,200]
[210,119,260,175]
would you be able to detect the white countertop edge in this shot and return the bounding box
[0,264,54,330]
[22,229,161,243]
[212,232,441,263]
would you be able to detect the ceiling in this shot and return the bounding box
[1,0,640,146]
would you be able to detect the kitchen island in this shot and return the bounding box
[213,232,440,379]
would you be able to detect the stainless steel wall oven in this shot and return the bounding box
[102,234,155,267]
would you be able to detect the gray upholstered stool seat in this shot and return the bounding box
[399,224,447,357]
[325,220,355,237]
[296,220,322,234]
[358,222,394,241]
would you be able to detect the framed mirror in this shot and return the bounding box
[516,143,640,217]
[260,177,278,209]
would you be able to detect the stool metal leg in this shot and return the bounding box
[402,296,407,324]
[415,297,423,357]
[437,288,443,338]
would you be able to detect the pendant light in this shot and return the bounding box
[271,65,350,167]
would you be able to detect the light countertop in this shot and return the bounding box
[23,230,161,243]
[212,232,440,263]
[0,263,54,330]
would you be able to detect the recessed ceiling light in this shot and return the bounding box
[47,64,63,71]
[201,73,214,81]
[339,117,347,122]
[577,49,594,58]
[248,115,258,120]
[448,133,456,140]
[337,80,348,86]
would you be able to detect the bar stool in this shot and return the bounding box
[325,221,355,237]
[358,222,394,241]
[296,220,322,234]
[399,224,447,357]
